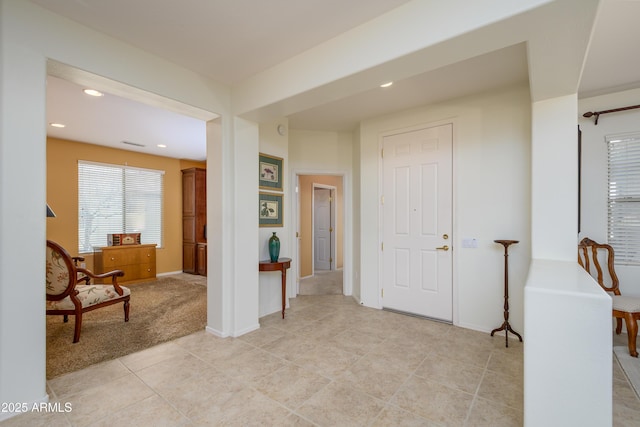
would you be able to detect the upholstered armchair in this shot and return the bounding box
[46,240,130,343]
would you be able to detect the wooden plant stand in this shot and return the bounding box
[490,239,523,347]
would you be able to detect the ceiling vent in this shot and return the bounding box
[122,140,145,147]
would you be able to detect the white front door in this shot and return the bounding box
[382,123,453,321]
[314,188,331,270]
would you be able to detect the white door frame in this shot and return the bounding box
[312,183,337,273]
[291,170,352,297]
[378,119,458,326]
[295,174,301,295]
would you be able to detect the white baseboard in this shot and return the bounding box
[205,326,228,338]
[259,302,289,319]
[157,270,184,277]
[205,323,260,338]
[456,321,493,334]
[231,323,260,337]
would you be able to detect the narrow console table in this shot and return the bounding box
[259,257,291,319]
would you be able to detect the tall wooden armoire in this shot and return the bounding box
[182,168,207,275]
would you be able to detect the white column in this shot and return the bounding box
[530,94,578,260]
[0,10,48,417]
[205,117,260,337]
[232,117,260,335]
[205,118,229,336]
[525,94,612,426]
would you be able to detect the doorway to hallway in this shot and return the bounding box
[295,174,344,295]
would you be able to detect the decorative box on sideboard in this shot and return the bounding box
[93,244,157,284]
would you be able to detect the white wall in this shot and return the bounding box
[358,85,531,334]
[579,88,640,297]
[352,127,362,301]
[258,120,291,317]
[289,130,353,171]
[288,129,354,299]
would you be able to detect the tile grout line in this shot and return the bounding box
[462,348,494,426]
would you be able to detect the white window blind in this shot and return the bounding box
[607,132,640,265]
[78,161,164,253]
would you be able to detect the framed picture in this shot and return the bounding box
[259,153,283,191]
[259,192,283,227]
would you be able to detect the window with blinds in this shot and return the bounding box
[78,161,164,253]
[607,132,640,265]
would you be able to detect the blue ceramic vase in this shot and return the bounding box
[268,232,280,262]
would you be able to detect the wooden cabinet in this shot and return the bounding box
[197,243,207,276]
[182,168,207,275]
[94,244,157,284]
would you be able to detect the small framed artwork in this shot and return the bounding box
[259,153,283,191]
[259,192,283,227]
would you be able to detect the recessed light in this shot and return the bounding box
[50,123,66,128]
[157,144,167,148]
[380,81,393,88]
[83,89,104,97]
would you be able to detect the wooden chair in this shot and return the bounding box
[72,255,91,285]
[578,237,640,357]
[46,240,130,343]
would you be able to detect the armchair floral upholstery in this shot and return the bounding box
[46,240,130,343]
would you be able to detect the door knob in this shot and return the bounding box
[435,245,449,251]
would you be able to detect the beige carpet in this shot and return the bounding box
[298,270,343,295]
[46,273,206,379]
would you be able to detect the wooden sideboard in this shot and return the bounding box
[93,244,157,284]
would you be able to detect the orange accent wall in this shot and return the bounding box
[46,137,205,274]
[179,159,208,170]
[298,175,344,277]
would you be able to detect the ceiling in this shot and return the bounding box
[37,0,640,161]
[46,76,208,161]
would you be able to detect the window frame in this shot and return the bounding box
[607,131,640,265]
[78,160,164,254]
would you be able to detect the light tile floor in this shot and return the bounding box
[2,294,639,426]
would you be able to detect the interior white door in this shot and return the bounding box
[382,123,453,321]
[314,188,331,270]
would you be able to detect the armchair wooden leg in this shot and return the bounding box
[624,312,638,358]
[616,318,623,335]
[123,300,130,322]
[73,314,82,343]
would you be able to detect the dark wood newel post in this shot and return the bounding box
[491,239,523,347]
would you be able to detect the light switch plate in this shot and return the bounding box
[462,238,478,248]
